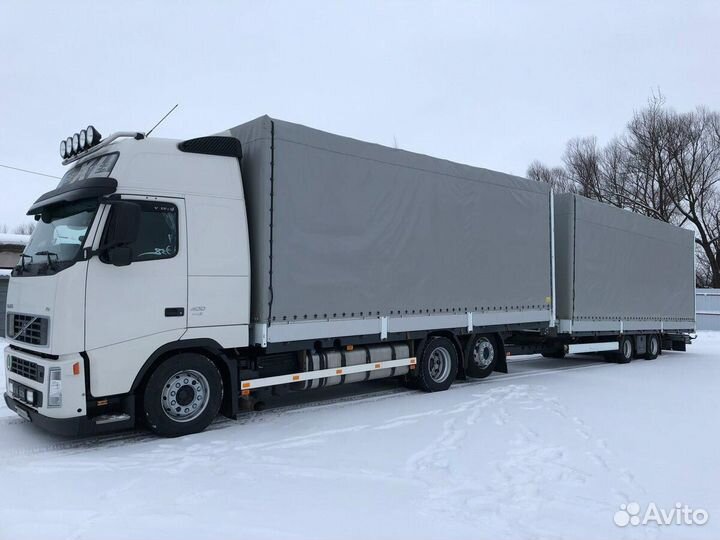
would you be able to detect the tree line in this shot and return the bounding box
[0,222,35,235]
[528,94,720,288]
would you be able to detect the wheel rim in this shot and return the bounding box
[428,347,452,383]
[472,338,495,369]
[650,337,659,355]
[623,339,632,359]
[161,370,210,422]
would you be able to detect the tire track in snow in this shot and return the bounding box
[539,393,648,502]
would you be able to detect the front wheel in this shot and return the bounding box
[143,353,223,437]
[416,337,458,392]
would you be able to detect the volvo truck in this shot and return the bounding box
[3,116,695,437]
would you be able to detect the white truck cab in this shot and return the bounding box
[5,130,250,436]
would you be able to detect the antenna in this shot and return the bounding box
[146,104,179,137]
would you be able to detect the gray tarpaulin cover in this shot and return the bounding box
[230,116,552,328]
[554,193,695,322]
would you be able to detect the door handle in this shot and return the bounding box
[164,307,185,317]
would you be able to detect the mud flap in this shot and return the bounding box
[671,340,687,351]
[493,340,508,374]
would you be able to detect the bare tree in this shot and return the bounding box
[663,107,720,286]
[527,95,720,287]
[563,137,604,200]
[622,94,680,222]
[0,224,7,234]
[527,160,575,193]
[12,222,36,235]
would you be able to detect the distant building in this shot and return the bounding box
[0,233,29,269]
[1,233,30,337]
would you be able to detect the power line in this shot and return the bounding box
[0,163,61,179]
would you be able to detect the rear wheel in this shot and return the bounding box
[464,334,498,379]
[615,336,634,364]
[143,353,223,437]
[645,334,660,360]
[416,337,458,392]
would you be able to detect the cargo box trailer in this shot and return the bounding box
[506,193,696,360]
[3,117,694,437]
[229,117,554,346]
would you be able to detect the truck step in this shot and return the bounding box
[93,413,132,425]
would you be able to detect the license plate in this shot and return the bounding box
[15,407,30,422]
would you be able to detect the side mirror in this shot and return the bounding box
[105,201,141,246]
[107,246,133,267]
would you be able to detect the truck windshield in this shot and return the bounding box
[15,199,99,276]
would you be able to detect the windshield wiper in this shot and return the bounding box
[17,254,33,274]
[35,250,59,270]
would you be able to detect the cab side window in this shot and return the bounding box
[102,201,178,263]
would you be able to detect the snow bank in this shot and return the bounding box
[0,335,718,539]
[0,233,30,246]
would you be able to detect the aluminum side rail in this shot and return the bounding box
[240,357,417,392]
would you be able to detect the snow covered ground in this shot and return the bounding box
[0,334,718,540]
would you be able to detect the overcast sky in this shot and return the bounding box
[1,1,718,228]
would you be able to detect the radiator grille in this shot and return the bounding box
[8,356,45,383]
[7,314,49,346]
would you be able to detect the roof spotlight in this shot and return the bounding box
[86,125,100,147]
[60,125,104,160]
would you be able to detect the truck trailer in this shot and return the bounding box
[3,117,695,437]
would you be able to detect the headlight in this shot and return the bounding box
[79,129,87,150]
[71,133,80,154]
[60,140,68,158]
[48,367,62,407]
[66,137,74,156]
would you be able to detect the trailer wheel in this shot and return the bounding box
[644,334,660,360]
[464,334,498,378]
[417,337,458,392]
[142,353,223,437]
[615,336,634,364]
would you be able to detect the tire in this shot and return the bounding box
[416,337,459,392]
[143,353,223,437]
[644,334,660,360]
[542,348,566,359]
[615,335,634,364]
[464,334,498,379]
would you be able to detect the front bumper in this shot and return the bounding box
[5,346,87,419]
[4,392,88,436]
[4,392,134,436]
[4,345,135,437]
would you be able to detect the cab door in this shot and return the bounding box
[85,196,187,353]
